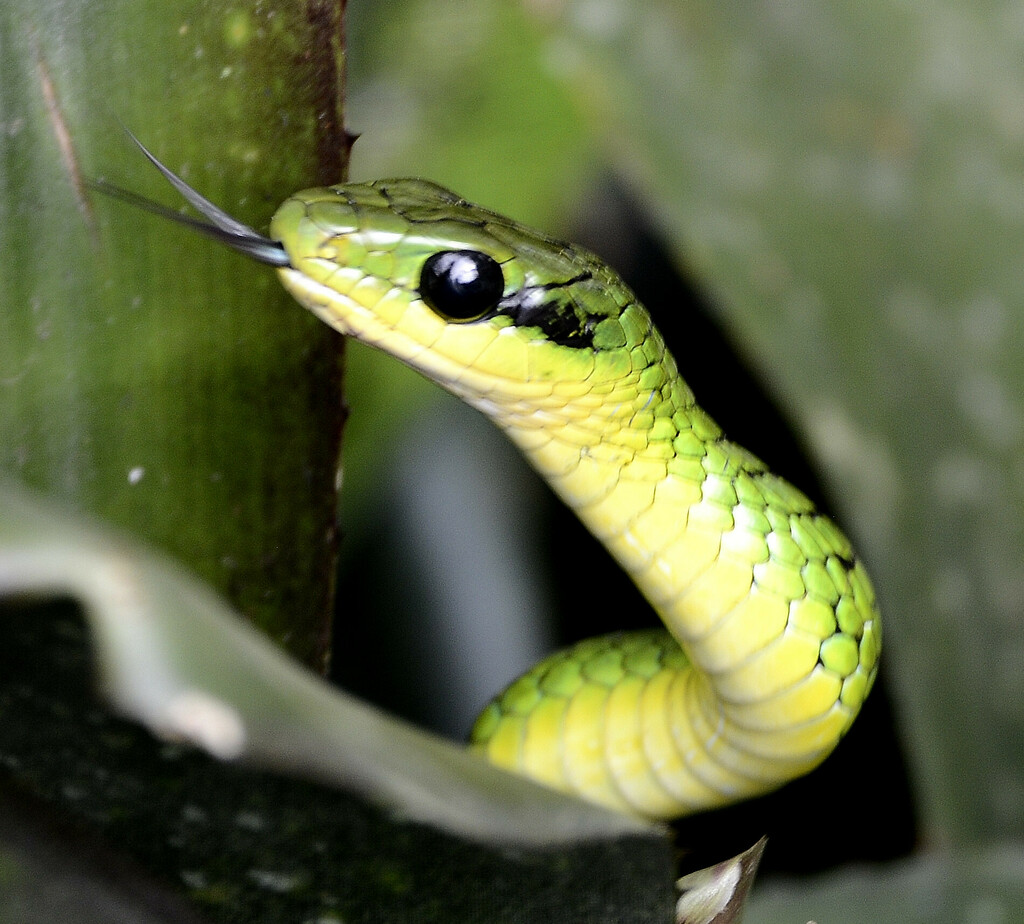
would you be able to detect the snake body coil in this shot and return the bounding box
[269,179,881,820]
[133,155,881,821]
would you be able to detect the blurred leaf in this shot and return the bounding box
[0,785,203,924]
[0,478,654,846]
[530,0,1024,850]
[0,479,674,921]
[750,844,1024,923]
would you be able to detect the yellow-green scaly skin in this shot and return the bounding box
[269,178,881,820]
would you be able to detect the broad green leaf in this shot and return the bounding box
[0,479,654,845]
[750,844,1024,923]
[0,479,673,921]
[533,0,1024,850]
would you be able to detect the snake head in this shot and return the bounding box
[106,134,677,426]
[270,179,661,406]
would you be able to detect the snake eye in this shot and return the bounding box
[419,250,505,322]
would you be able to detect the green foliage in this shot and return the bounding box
[4,0,1024,919]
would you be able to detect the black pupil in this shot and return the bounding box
[419,250,505,321]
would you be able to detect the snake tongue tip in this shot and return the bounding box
[96,125,291,268]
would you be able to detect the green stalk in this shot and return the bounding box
[0,0,348,668]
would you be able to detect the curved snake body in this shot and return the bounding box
[133,158,881,821]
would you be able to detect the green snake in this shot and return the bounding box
[121,140,881,821]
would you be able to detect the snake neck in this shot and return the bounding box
[483,329,880,761]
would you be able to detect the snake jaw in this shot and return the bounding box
[275,261,520,408]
